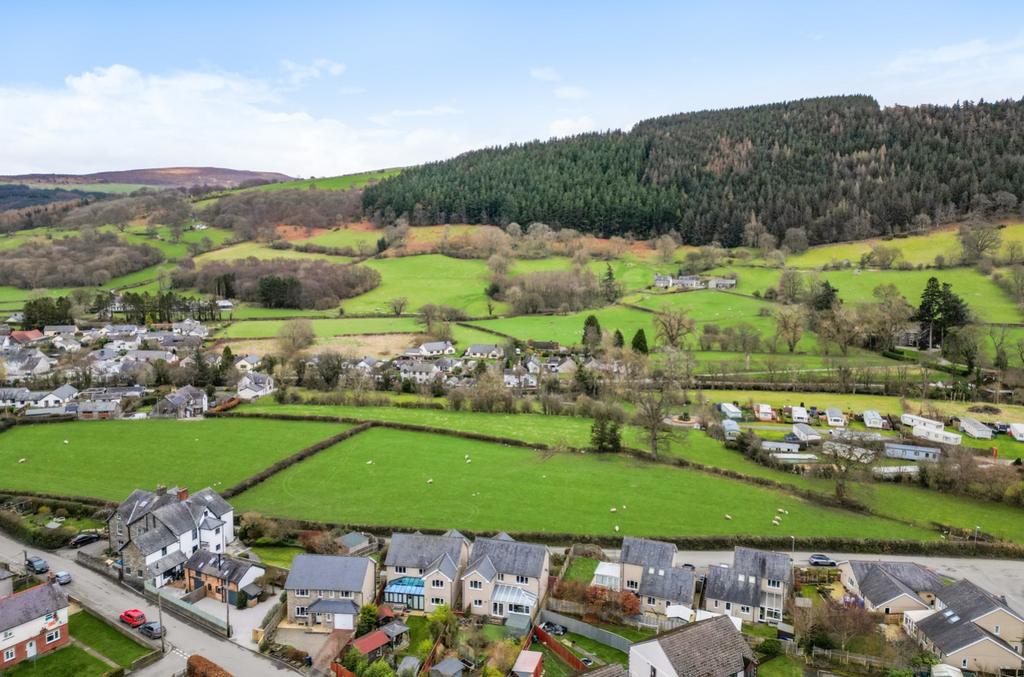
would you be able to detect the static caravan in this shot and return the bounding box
[862,410,885,429]
[884,442,941,462]
[900,413,943,431]
[873,465,920,478]
[831,429,883,442]
[719,402,742,420]
[790,406,810,424]
[912,425,961,446]
[753,403,774,422]
[792,423,822,443]
[825,408,847,427]
[761,440,800,453]
[771,453,819,465]
[722,419,741,441]
[1010,423,1024,442]
[958,417,993,440]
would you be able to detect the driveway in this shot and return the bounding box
[193,595,271,650]
[274,626,332,657]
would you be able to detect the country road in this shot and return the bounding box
[0,531,295,676]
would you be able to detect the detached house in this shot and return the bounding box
[417,341,456,357]
[236,372,275,401]
[464,344,505,360]
[606,537,695,617]
[284,555,376,631]
[904,579,1024,675]
[461,534,549,627]
[0,583,70,671]
[152,385,208,418]
[702,547,791,625]
[839,560,942,615]
[107,486,235,587]
[383,530,470,613]
[400,362,440,385]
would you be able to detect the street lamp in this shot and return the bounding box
[790,536,795,554]
[973,526,981,547]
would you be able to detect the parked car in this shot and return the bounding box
[53,571,72,585]
[26,555,49,574]
[581,658,594,667]
[540,622,566,636]
[139,621,165,639]
[120,609,147,627]
[68,533,102,548]
[782,433,800,443]
[808,554,837,567]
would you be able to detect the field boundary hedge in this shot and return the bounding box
[455,321,517,341]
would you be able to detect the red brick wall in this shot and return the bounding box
[0,621,70,669]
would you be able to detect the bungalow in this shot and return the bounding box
[905,579,1024,674]
[825,408,847,427]
[792,423,822,443]
[959,417,993,440]
[6,329,44,346]
[152,385,208,419]
[884,443,941,462]
[461,534,549,624]
[185,551,265,606]
[702,547,791,625]
[418,341,456,357]
[51,335,81,352]
[284,555,376,631]
[838,560,942,615]
[789,406,810,424]
[42,325,77,337]
[863,410,885,429]
[32,385,78,409]
[722,419,741,441]
[464,344,504,360]
[233,355,262,373]
[237,373,275,401]
[171,319,209,338]
[753,404,774,422]
[0,583,70,671]
[628,615,757,677]
[719,402,742,420]
[383,530,469,613]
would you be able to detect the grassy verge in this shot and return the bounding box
[69,610,151,668]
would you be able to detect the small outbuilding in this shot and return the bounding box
[430,657,465,677]
[512,650,543,677]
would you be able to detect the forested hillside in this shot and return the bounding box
[362,96,1024,245]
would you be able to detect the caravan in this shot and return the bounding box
[825,408,847,427]
[719,402,742,420]
[912,425,962,446]
[790,406,810,424]
[1010,423,1024,442]
[753,404,774,422]
[900,413,943,431]
[958,417,993,440]
[862,410,885,429]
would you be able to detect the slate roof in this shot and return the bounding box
[0,583,68,633]
[621,536,676,570]
[148,549,188,577]
[185,551,259,584]
[385,532,466,570]
[285,555,372,592]
[430,657,464,677]
[639,567,695,605]
[637,614,755,677]
[380,620,410,640]
[190,487,233,518]
[132,526,178,555]
[848,561,942,606]
[703,565,760,608]
[464,536,546,580]
[308,598,359,615]
[734,547,791,583]
[917,579,1024,655]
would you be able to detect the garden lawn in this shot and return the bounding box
[757,655,804,677]
[69,610,151,668]
[249,545,306,569]
[2,645,110,677]
[565,632,629,666]
[0,419,347,501]
[529,641,574,677]
[563,556,599,583]
[344,255,494,316]
[232,428,932,540]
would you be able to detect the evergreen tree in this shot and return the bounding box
[582,314,602,348]
[916,277,944,348]
[631,328,649,354]
[613,329,624,347]
[600,264,621,303]
[811,281,840,312]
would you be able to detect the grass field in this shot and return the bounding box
[2,645,110,677]
[464,305,655,346]
[220,317,424,339]
[232,427,932,539]
[194,241,352,265]
[345,255,495,316]
[302,227,380,250]
[226,305,340,319]
[249,169,402,192]
[69,610,151,667]
[0,419,346,501]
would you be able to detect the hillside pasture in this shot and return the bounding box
[220,316,424,339]
[194,241,352,265]
[344,254,495,316]
[464,305,655,346]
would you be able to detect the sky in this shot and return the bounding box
[2,1,1024,177]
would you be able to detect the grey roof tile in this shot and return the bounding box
[285,555,372,592]
[0,583,68,633]
[637,614,755,677]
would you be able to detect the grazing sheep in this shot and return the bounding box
[610,507,617,512]
[724,514,732,520]
[366,460,373,464]
[427,479,433,484]
[18,458,26,463]
[63,440,69,445]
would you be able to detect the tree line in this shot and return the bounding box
[0,231,164,289]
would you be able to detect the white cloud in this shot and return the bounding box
[369,105,461,126]
[553,85,588,100]
[885,36,1024,73]
[0,64,472,176]
[280,57,346,85]
[548,115,596,137]
[530,66,561,82]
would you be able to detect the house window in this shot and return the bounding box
[994,625,1001,635]
[2,630,12,640]
[646,597,656,605]
[738,574,745,583]
[431,597,445,605]
[3,648,14,662]
[961,660,968,668]
[626,580,639,591]
[767,579,782,589]
[340,591,352,598]
[192,528,198,539]
[497,573,504,581]
[516,575,529,585]
[45,628,61,644]
[295,589,309,598]
[714,600,719,608]
[884,607,891,614]
[650,667,657,677]
[295,606,308,618]
[469,581,482,590]
[740,605,751,614]
[473,599,483,607]
[215,527,221,535]
[116,522,123,536]
[395,566,406,574]
[432,580,444,589]
[161,546,168,556]
[329,591,335,599]
[725,602,732,611]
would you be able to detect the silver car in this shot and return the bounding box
[53,571,72,585]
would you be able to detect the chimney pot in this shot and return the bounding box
[155,485,166,496]
[177,487,189,502]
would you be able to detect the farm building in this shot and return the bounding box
[884,443,941,462]
[863,410,885,429]
[722,419,741,440]
[753,404,774,422]
[825,408,847,427]
[792,423,821,442]
[719,402,742,420]
[1011,423,1024,442]
[901,413,943,431]
[912,426,962,446]
[789,406,810,424]
[958,417,993,440]
[707,277,737,289]
[761,440,800,453]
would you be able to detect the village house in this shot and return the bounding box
[42,325,77,337]
[838,560,943,615]
[185,551,265,606]
[463,344,505,360]
[107,485,236,587]
[0,583,70,671]
[284,555,376,631]
[171,319,209,338]
[503,368,538,390]
[675,275,706,290]
[236,372,275,401]
[627,614,756,677]
[461,534,549,629]
[903,579,1024,674]
[233,355,262,373]
[416,341,456,357]
[702,547,791,625]
[653,274,675,289]
[605,537,695,617]
[383,530,470,613]
[1,349,55,381]
[152,385,208,418]
[707,277,738,289]
[400,361,440,385]
[4,329,45,347]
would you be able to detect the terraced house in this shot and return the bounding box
[461,534,548,630]
[382,530,470,613]
[0,583,69,671]
[702,547,791,625]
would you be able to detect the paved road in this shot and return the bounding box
[559,548,1024,610]
[0,532,295,676]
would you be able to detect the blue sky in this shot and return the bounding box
[2,1,1023,176]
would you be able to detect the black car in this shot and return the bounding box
[26,555,49,574]
[139,621,166,639]
[541,622,566,636]
[68,533,101,549]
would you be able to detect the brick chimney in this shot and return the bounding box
[177,487,189,502]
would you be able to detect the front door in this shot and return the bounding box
[26,640,36,658]
[492,602,503,617]
[758,607,765,622]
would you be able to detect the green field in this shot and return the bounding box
[344,255,495,316]
[220,316,424,339]
[194,241,351,264]
[249,169,403,192]
[226,305,341,319]
[0,419,346,500]
[69,610,151,667]
[302,227,381,250]
[465,305,654,346]
[232,427,932,539]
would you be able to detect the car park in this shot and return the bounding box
[120,609,147,627]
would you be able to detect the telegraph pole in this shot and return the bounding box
[157,590,166,654]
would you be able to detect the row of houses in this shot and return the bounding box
[653,274,738,290]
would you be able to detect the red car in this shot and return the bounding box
[119,609,147,627]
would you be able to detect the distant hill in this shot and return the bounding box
[0,166,293,189]
[363,95,1024,246]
